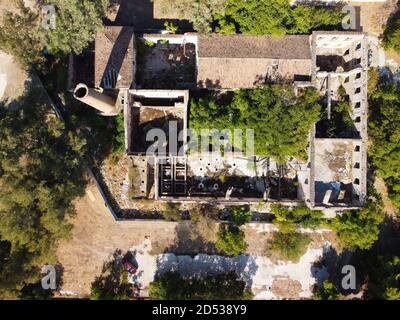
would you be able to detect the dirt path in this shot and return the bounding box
[374,176,399,217]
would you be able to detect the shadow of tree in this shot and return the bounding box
[164,221,218,255]
[90,249,139,300]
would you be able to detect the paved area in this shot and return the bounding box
[131,237,330,300]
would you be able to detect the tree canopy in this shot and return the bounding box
[216,225,247,256]
[364,256,400,300]
[368,82,400,211]
[230,205,252,226]
[0,0,108,67]
[330,201,384,251]
[269,231,311,262]
[190,85,321,163]
[312,280,341,300]
[149,271,253,300]
[383,15,400,53]
[159,0,343,35]
[271,204,323,234]
[0,90,87,298]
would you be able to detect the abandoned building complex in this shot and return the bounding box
[70,26,368,216]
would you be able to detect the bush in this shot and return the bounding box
[330,201,384,251]
[216,225,247,256]
[0,0,108,67]
[149,271,253,300]
[368,83,400,213]
[269,232,311,262]
[112,113,125,154]
[230,205,252,226]
[383,15,400,53]
[313,280,341,300]
[271,204,323,233]
[163,202,181,221]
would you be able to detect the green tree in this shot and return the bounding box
[159,0,226,33]
[313,280,341,300]
[288,5,343,35]
[190,85,321,163]
[362,255,400,300]
[271,204,323,233]
[112,112,125,154]
[149,271,253,300]
[0,0,45,67]
[230,205,252,226]
[330,202,384,251]
[269,232,311,262]
[368,83,400,211]
[0,90,87,298]
[223,0,290,36]
[42,0,108,56]
[216,225,247,256]
[383,15,400,53]
[0,0,108,67]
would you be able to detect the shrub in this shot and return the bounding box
[149,271,253,300]
[271,204,323,233]
[330,201,384,251]
[163,202,181,221]
[313,280,341,300]
[269,232,311,262]
[216,225,247,256]
[230,205,252,226]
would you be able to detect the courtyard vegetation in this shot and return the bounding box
[190,85,321,164]
[267,204,323,262]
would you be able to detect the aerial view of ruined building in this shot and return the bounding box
[70,25,369,217]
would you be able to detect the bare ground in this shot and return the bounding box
[56,182,177,297]
[350,0,398,36]
[374,176,399,217]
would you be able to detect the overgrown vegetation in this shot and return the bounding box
[383,14,400,53]
[112,112,125,154]
[216,225,247,256]
[163,202,182,221]
[329,201,384,251]
[0,0,108,67]
[230,205,252,226]
[190,85,321,163]
[268,232,311,262]
[271,204,323,233]
[368,78,400,212]
[149,271,253,300]
[360,255,400,300]
[267,204,322,261]
[0,90,87,299]
[312,280,341,300]
[159,0,343,35]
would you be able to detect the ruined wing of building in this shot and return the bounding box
[69,27,368,217]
